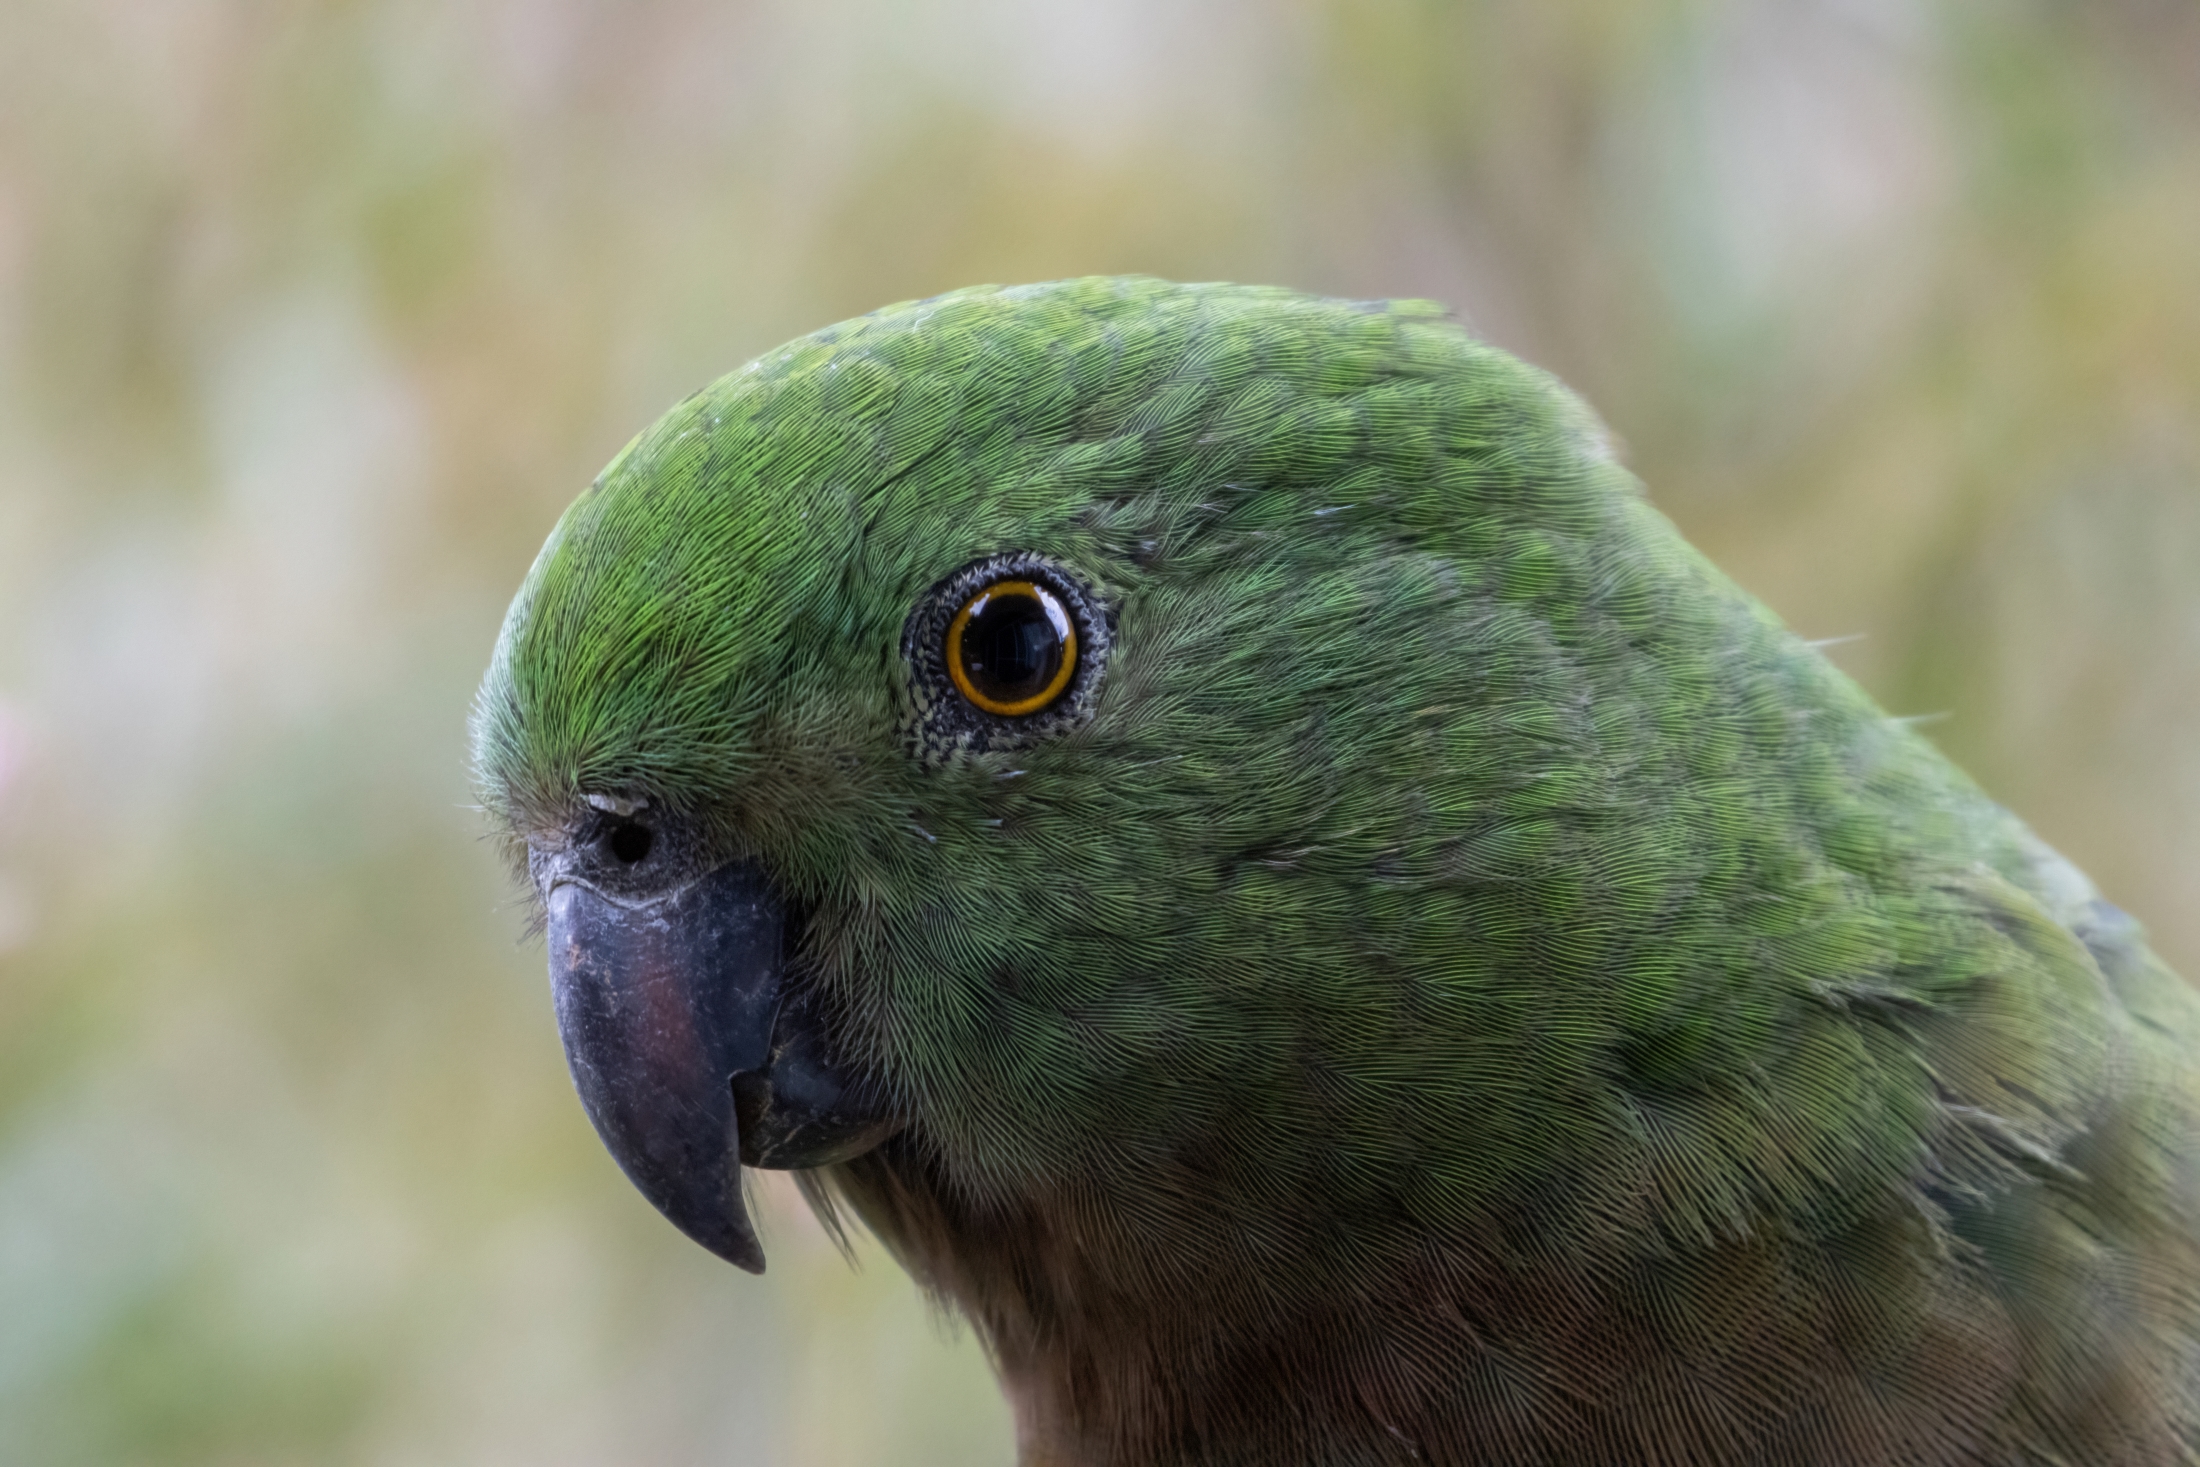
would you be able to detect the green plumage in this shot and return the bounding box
[475,277,2200,1465]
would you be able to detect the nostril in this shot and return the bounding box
[607,821,653,864]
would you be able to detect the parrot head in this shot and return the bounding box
[473,275,1653,1277]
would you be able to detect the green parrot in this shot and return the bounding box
[472,276,2200,1466]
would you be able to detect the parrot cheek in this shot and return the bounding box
[544,859,901,1275]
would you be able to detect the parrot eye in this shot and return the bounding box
[947,580,1077,716]
[901,553,1111,758]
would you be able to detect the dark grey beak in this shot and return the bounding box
[546,860,898,1274]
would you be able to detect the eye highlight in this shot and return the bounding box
[946,580,1078,716]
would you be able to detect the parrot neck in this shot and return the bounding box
[825,1138,1987,1467]
[832,1141,1429,1463]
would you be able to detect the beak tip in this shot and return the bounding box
[664,1191,768,1274]
[649,1161,770,1274]
[710,1234,769,1276]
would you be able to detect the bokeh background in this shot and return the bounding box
[2,1,2197,1462]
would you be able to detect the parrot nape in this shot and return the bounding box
[472,277,2200,1466]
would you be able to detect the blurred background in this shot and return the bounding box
[1,0,2196,1461]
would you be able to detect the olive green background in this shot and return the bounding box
[2,2,2196,1463]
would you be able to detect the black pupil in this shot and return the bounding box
[607,821,653,864]
[961,591,1063,704]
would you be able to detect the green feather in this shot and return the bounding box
[475,277,2200,1466]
